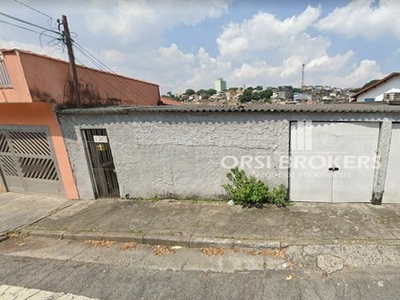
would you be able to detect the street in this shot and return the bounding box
[1,235,400,299]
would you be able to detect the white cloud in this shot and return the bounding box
[307,51,354,71]
[87,0,230,44]
[217,5,321,60]
[316,0,400,39]
[327,59,383,87]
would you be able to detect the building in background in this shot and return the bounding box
[351,72,400,102]
[214,78,227,92]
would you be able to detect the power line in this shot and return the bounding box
[0,11,59,34]
[74,56,133,101]
[75,54,151,105]
[0,18,59,40]
[74,42,119,75]
[13,0,53,22]
[73,45,151,104]
[0,10,153,105]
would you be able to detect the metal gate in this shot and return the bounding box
[290,121,379,202]
[83,129,120,198]
[0,126,64,195]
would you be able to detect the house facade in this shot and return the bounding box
[352,72,400,102]
[0,49,161,199]
[57,104,400,204]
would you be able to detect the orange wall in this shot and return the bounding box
[0,51,32,103]
[0,102,79,199]
[16,51,161,106]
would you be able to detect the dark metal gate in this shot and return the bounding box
[83,129,120,198]
[0,127,64,195]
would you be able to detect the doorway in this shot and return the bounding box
[83,129,120,198]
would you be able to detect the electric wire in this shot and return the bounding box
[0,19,58,40]
[74,42,117,74]
[0,11,59,35]
[74,56,134,102]
[73,45,152,104]
[0,10,153,105]
[13,0,53,22]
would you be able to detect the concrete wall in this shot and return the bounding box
[58,110,400,202]
[356,76,400,102]
[59,112,290,199]
[1,50,161,107]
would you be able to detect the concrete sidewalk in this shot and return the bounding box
[0,193,72,237]
[20,198,400,249]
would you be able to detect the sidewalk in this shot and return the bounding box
[20,198,400,249]
[0,192,72,237]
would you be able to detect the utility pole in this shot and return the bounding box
[61,15,80,106]
[301,63,305,89]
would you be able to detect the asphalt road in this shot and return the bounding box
[1,236,400,300]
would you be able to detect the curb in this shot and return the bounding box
[24,229,400,249]
[0,234,8,243]
[26,229,282,250]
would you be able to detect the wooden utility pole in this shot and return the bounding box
[62,15,80,106]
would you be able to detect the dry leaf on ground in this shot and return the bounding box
[200,247,226,256]
[84,240,116,247]
[245,249,260,256]
[119,242,138,250]
[261,249,286,258]
[152,245,176,255]
[8,232,21,238]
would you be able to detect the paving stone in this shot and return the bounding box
[317,254,344,274]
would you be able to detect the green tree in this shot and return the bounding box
[260,88,273,100]
[196,89,207,96]
[207,88,217,96]
[185,89,195,96]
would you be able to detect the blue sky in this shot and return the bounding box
[1,0,399,94]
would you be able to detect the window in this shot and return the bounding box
[0,54,12,87]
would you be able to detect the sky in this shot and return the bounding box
[1,0,399,94]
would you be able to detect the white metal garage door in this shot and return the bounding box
[290,122,380,203]
[383,123,400,203]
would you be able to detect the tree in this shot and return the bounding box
[196,89,207,96]
[185,89,195,96]
[260,88,273,100]
[207,89,217,96]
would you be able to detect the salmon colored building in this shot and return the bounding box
[0,48,161,199]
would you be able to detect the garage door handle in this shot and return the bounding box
[328,167,339,171]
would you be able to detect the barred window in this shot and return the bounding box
[0,54,12,87]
